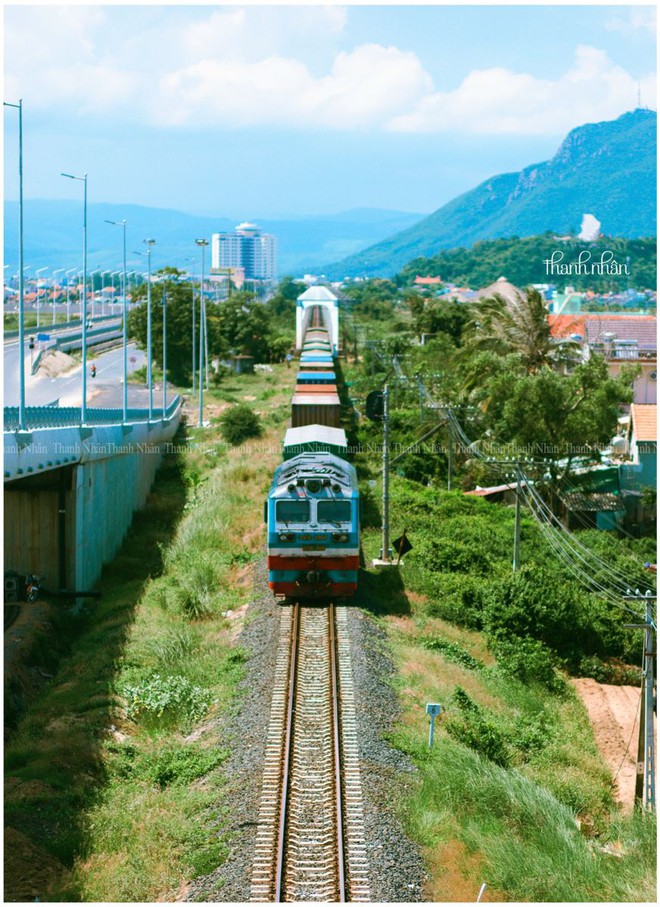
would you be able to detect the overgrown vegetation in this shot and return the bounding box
[397,234,657,294]
[345,277,656,900]
[4,363,296,902]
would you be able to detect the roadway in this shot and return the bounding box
[4,339,149,408]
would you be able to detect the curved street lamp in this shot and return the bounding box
[65,268,77,323]
[106,219,128,421]
[52,268,65,326]
[195,238,209,427]
[185,257,196,396]
[134,240,156,418]
[4,98,26,428]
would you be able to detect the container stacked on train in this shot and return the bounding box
[266,312,360,599]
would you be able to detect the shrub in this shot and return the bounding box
[426,573,488,629]
[147,744,228,788]
[490,636,565,693]
[218,404,262,445]
[420,536,491,574]
[445,687,511,767]
[420,636,484,671]
[120,674,214,725]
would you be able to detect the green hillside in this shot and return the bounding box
[327,109,657,279]
[397,235,657,292]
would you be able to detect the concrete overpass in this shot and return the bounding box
[4,399,182,594]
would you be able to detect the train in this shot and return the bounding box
[266,307,360,600]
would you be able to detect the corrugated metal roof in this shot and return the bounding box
[559,491,625,512]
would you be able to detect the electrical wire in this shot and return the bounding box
[390,354,652,615]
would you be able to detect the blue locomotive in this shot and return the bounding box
[266,305,360,599]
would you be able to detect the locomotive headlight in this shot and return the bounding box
[333,533,348,542]
[279,533,294,542]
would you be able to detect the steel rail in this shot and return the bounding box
[328,603,347,901]
[274,602,300,902]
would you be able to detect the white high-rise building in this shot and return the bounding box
[211,222,277,281]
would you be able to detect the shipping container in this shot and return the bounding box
[291,392,342,428]
[283,424,348,460]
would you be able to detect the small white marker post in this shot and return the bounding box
[426,703,443,748]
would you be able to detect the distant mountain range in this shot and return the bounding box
[324,108,657,279]
[2,203,424,277]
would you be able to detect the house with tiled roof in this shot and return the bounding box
[414,275,442,286]
[628,403,657,484]
[548,313,657,404]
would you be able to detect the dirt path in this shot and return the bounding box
[571,678,641,811]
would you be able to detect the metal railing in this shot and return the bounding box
[591,343,657,361]
[4,395,181,431]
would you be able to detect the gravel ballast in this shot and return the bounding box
[187,558,426,902]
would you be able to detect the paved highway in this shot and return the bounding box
[4,340,149,408]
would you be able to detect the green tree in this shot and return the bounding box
[128,269,226,384]
[413,299,472,346]
[489,355,635,483]
[216,291,274,361]
[464,288,580,373]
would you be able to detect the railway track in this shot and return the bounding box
[250,603,370,902]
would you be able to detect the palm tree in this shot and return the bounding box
[463,288,580,374]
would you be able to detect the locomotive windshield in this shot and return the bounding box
[317,501,351,523]
[276,500,310,523]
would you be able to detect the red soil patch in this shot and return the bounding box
[571,678,642,811]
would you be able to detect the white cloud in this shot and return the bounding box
[387,45,657,135]
[153,44,432,129]
[4,6,655,139]
[605,7,656,35]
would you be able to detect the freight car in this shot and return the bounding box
[265,304,360,600]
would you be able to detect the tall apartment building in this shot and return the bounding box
[211,222,277,281]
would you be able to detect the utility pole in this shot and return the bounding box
[628,592,656,813]
[447,423,454,491]
[381,383,391,562]
[513,469,521,572]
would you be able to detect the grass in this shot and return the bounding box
[4,311,72,332]
[356,467,656,901]
[401,740,656,902]
[379,605,656,901]
[4,363,296,902]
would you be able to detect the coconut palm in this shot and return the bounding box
[463,288,580,374]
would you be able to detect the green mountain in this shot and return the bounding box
[326,109,657,279]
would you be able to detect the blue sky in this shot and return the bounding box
[4,3,656,218]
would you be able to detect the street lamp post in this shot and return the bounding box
[101,269,111,317]
[4,98,26,429]
[61,171,88,422]
[162,287,168,414]
[195,238,208,427]
[35,266,48,328]
[65,268,76,323]
[185,257,196,396]
[52,268,64,326]
[145,240,156,418]
[106,219,127,421]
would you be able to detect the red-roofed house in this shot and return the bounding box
[548,313,657,404]
[621,403,657,490]
[414,276,442,286]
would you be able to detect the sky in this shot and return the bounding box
[3,2,657,219]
